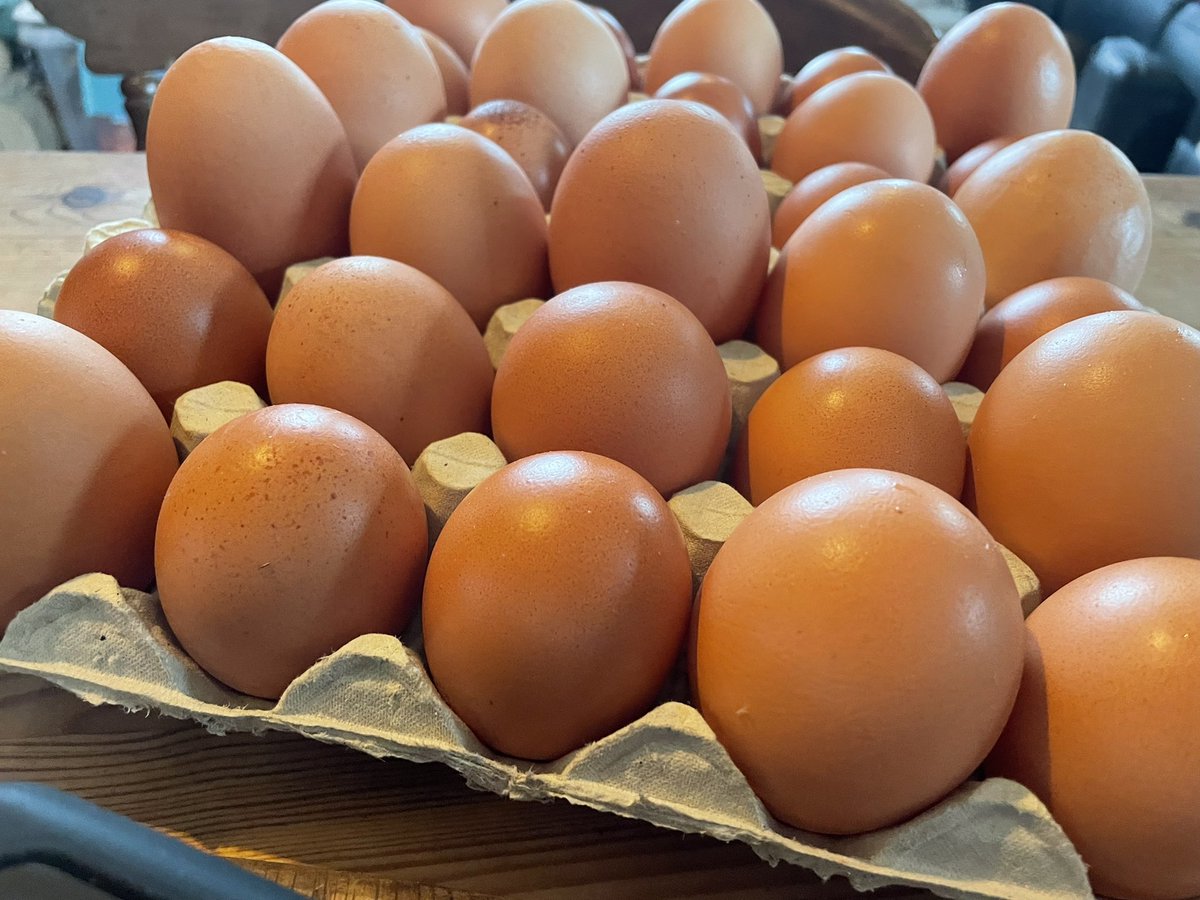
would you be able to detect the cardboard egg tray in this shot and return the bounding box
[0,216,1091,900]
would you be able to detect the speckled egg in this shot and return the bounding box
[785,46,890,112]
[460,99,571,211]
[654,72,762,162]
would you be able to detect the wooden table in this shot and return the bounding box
[1,151,1198,899]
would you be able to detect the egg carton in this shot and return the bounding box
[1,241,1086,900]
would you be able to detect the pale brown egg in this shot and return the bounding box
[350,123,549,329]
[277,0,446,171]
[772,72,937,184]
[419,29,470,116]
[955,130,1153,306]
[736,348,965,504]
[53,229,273,419]
[460,99,571,211]
[492,281,732,496]
[156,404,427,700]
[422,451,693,760]
[988,557,1200,900]
[644,0,783,116]
[771,161,890,250]
[588,5,640,91]
[470,0,628,146]
[549,100,769,343]
[146,37,356,296]
[917,3,1075,162]
[970,311,1200,594]
[266,257,493,465]
[0,312,177,630]
[385,0,507,65]
[785,46,890,113]
[654,72,762,162]
[696,468,1024,834]
[939,136,1018,196]
[957,276,1145,390]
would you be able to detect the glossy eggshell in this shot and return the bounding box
[766,180,984,382]
[772,72,937,184]
[266,257,493,465]
[589,5,640,91]
[146,37,356,296]
[939,136,1018,197]
[987,557,1200,900]
[53,229,273,419]
[644,0,783,116]
[654,72,762,162]
[155,404,428,700]
[771,161,890,250]
[695,469,1024,834]
[917,3,1075,162]
[492,282,732,497]
[350,123,549,330]
[0,312,178,630]
[736,348,966,504]
[422,451,693,761]
[470,0,629,147]
[419,29,470,116]
[970,311,1200,594]
[384,0,507,65]
[549,100,769,344]
[955,130,1152,306]
[460,99,571,211]
[785,46,890,113]
[957,276,1145,390]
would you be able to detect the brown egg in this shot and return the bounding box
[917,3,1075,162]
[654,72,762,162]
[53,229,273,419]
[470,0,629,146]
[0,312,177,630]
[764,180,984,382]
[266,257,493,465]
[771,161,890,249]
[696,468,1024,834]
[492,282,731,496]
[419,29,470,116]
[588,5,640,91]
[970,311,1200,594]
[384,0,506,65]
[785,46,890,113]
[277,0,446,171]
[549,100,769,343]
[422,451,693,760]
[146,37,356,296]
[156,404,427,699]
[988,557,1200,900]
[955,130,1152,306]
[772,72,937,183]
[350,123,549,330]
[460,99,571,211]
[644,0,783,116]
[957,276,1145,390]
[939,136,1019,196]
[736,348,965,505]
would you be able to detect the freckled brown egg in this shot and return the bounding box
[785,46,890,113]
[939,136,1019,197]
[957,276,1145,391]
[460,100,571,211]
[588,5,640,91]
[971,311,1200,594]
[350,123,549,330]
[696,468,1025,834]
[53,228,273,419]
[384,0,507,65]
[492,281,732,497]
[917,2,1075,162]
[419,29,470,116]
[770,161,890,250]
[654,72,762,162]
[422,451,693,761]
[266,257,493,465]
[0,312,177,631]
[736,348,965,505]
[155,404,428,700]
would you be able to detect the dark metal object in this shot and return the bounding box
[120,69,161,151]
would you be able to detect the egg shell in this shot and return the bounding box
[771,161,890,250]
[53,229,274,419]
[644,0,783,116]
[384,0,507,65]
[0,311,178,630]
[419,29,470,117]
[146,37,356,296]
[785,46,890,113]
[695,468,1025,834]
[654,72,762,163]
[460,100,571,211]
[549,100,769,344]
[772,72,937,184]
[470,0,629,147]
[422,451,693,760]
[987,557,1200,900]
[955,130,1152,306]
[939,136,1019,197]
[957,276,1145,390]
[589,5,640,91]
[350,123,549,330]
[155,404,428,699]
[917,3,1075,162]
[970,311,1200,594]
